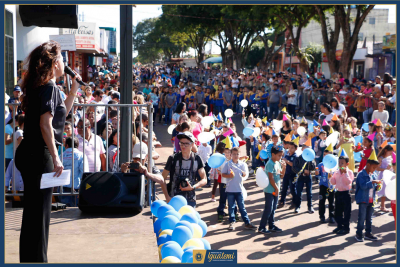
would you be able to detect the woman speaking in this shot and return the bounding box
[15,41,81,263]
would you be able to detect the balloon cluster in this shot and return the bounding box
[151,196,211,263]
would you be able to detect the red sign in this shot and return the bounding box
[322,50,343,62]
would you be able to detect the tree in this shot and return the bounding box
[336,5,374,78]
[271,5,318,72]
[315,5,374,78]
[132,18,163,63]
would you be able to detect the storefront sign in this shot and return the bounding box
[322,49,343,62]
[50,34,76,51]
[383,34,396,50]
[61,22,100,53]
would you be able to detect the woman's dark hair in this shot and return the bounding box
[331,97,340,110]
[383,72,392,84]
[292,82,298,90]
[108,129,118,147]
[283,119,292,129]
[377,144,394,158]
[215,142,226,153]
[175,102,186,114]
[17,114,25,126]
[65,120,72,127]
[331,120,341,132]
[197,104,208,117]
[21,41,62,112]
[338,72,343,78]
[100,122,112,136]
[65,137,79,149]
[262,133,271,142]
[187,110,198,119]
[322,125,331,134]
[321,103,332,113]
[176,122,190,132]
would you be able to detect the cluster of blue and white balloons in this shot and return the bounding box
[151,196,211,263]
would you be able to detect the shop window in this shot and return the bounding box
[358,33,364,41]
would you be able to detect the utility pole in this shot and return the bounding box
[119,5,133,165]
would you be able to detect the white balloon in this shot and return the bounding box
[297,126,306,136]
[197,132,215,144]
[201,116,214,128]
[272,119,283,130]
[256,167,269,189]
[252,127,261,137]
[243,187,248,200]
[385,180,396,200]
[240,99,248,107]
[224,109,233,118]
[382,170,396,186]
[326,131,340,147]
[168,124,177,135]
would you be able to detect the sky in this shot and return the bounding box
[78,4,396,57]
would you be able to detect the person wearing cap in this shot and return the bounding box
[354,150,381,242]
[8,85,23,116]
[119,142,170,201]
[162,131,207,207]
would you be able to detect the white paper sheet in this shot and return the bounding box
[40,170,71,189]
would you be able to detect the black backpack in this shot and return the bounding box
[166,152,195,196]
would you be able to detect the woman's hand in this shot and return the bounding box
[70,70,82,94]
[53,156,64,177]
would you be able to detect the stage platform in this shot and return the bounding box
[5,207,159,263]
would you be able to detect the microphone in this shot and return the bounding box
[64,66,87,86]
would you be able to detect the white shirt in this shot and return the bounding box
[198,144,212,165]
[319,112,334,123]
[287,89,298,105]
[77,134,106,172]
[389,93,396,104]
[231,79,239,88]
[332,104,346,116]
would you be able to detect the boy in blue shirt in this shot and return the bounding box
[315,150,335,224]
[258,145,286,234]
[278,141,297,209]
[222,147,257,231]
[354,153,381,242]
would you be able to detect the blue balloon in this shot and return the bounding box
[354,135,363,145]
[308,123,314,133]
[151,200,166,217]
[354,152,362,162]
[243,127,254,137]
[154,218,162,234]
[161,242,184,260]
[157,234,171,246]
[207,153,226,168]
[198,220,207,237]
[200,238,211,250]
[302,148,315,162]
[194,211,201,221]
[169,195,188,212]
[183,246,197,252]
[165,210,182,220]
[171,226,193,247]
[175,221,194,235]
[362,123,369,132]
[157,205,174,220]
[323,154,338,169]
[161,215,180,231]
[182,249,194,263]
[260,150,268,160]
[181,213,198,224]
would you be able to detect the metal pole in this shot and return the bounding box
[120,5,133,165]
[290,44,293,73]
[147,104,154,206]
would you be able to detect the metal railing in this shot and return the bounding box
[5,102,155,206]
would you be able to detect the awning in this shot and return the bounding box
[202,57,222,64]
[366,53,392,58]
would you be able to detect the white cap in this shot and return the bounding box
[132,142,148,159]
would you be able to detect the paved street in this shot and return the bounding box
[152,115,396,263]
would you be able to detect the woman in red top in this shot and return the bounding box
[355,136,373,172]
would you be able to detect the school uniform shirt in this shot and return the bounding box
[173,92,180,105]
[283,153,296,177]
[62,148,89,189]
[5,159,24,191]
[261,92,269,105]
[330,168,354,191]
[165,93,177,107]
[184,95,190,104]
[237,92,244,103]
[317,162,330,188]
[195,91,205,104]
[269,89,283,104]
[264,159,282,194]
[287,89,298,105]
[248,92,256,105]
[223,90,234,105]
[214,91,224,106]
[222,160,249,193]
[205,93,212,105]
[198,145,212,165]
